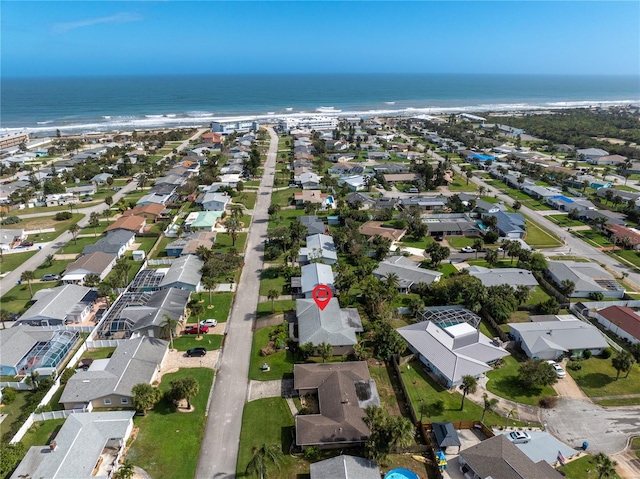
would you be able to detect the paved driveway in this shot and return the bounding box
[541,398,640,454]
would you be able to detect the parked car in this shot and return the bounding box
[20,241,34,247]
[42,274,60,281]
[460,246,477,253]
[183,325,209,334]
[288,183,298,188]
[200,319,218,327]
[546,360,566,378]
[186,347,206,357]
[81,196,93,202]
[507,431,531,444]
[434,235,444,241]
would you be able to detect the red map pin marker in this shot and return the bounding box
[312,284,333,311]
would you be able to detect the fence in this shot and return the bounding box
[34,325,95,333]
[479,308,510,343]
[11,409,85,444]
[391,354,418,424]
[532,271,570,306]
[147,258,175,266]
[0,380,31,390]
[86,339,127,348]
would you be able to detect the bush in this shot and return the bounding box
[567,361,582,371]
[263,244,282,261]
[1,387,17,405]
[582,349,592,359]
[484,231,499,244]
[589,292,604,301]
[539,396,559,408]
[54,211,72,220]
[600,348,613,359]
[303,446,321,460]
[1,216,21,225]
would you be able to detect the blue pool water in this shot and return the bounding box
[385,469,420,479]
[551,195,574,203]
[476,220,488,230]
[327,195,334,204]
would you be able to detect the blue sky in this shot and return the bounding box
[2,1,638,77]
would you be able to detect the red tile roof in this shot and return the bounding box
[599,305,640,341]
[605,224,640,246]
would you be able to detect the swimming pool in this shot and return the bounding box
[476,220,488,230]
[384,468,420,479]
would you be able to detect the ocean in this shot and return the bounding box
[2,74,639,136]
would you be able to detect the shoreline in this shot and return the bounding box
[2,99,639,138]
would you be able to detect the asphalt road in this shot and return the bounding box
[195,127,278,479]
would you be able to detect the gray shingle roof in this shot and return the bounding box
[373,256,441,288]
[60,336,168,404]
[159,255,203,289]
[11,411,135,479]
[546,261,624,295]
[301,263,335,295]
[19,284,92,323]
[510,320,608,356]
[310,455,380,479]
[467,266,539,288]
[299,234,338,263]
[397,321,509,385]
[460,434,563,479]
[122,288,190,330]
[296,298,362,347]
[0,327,58,368]
[83,230,135,256]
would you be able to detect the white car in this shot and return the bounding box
[546,360,566,378]
[460,246,477,253]
[507,431,531,444]
[200,319,218,327]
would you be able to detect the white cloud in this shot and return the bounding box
[53,12,142,34]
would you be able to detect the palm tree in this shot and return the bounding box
[384,272,400,291]
[245,444,283,479]
[593,452,617,479]
[196,245,211,262]
[0,309,10,329]
[44,253,55,267]
[69,223,80,244]
[459,375,478,410]
[225,217,241,246]
[473,238,484,259]
[113,461,135,479]
[229,203,244,219]
[21,270,36,297]
[267,289,279,312]
[318,342,333,363]
[202,276,216,305]
[481,393,499,423]
[485,249,499,266]
[161,314,180,350]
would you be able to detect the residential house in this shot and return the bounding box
[299,234,338,265]
[158,255,204,292]
[383,173,421,184]
[398,320,509,387]
[474,199,502,214]
[367,151,390,160]
[459,434,563,479]
[546,260,625,298]
[136,191,172,206]
[375,197,397,210]
[293,262,335,298]
[165,232,216,257]
[358,221,407,243]
[184,210,223,232]
[11,411,136,479]
[83,230,135,258]
[63,251,117,284]
[310,455,380,479]
[577,148,609,161]
[467,266,539,289]
[547,195,595,213]
[105,215,147,234]
[122,203,169,223]
[294,190,331,208]
[201,132,223,145]
[293,298,363,355]
[17,284,94,326]
[579,208,625,227]
[594,305,640,345]
[396,150,423,161]
[425,215,480,237]
[338,175,368,191]
[399,196,447,212]
[373,256,441,292]
[200,191,230,212]
[510,319,608,360]
[605,224,640,249]
[60,336,168,410]
[299,216,326,236]
[296,172,321,189]
[596,187,640,203]
[483,211,526,239]
[0,228,26,249]
[65,184,96,196]
[329,162,365,175]
[0,327,80,376]
[294,362,380,449]
[346,192,376,210]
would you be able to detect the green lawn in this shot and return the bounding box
[0,250,38,274]
[173,334,223,351]
[0,389,32,439]
[234,192,257,209]
[21,418,65,448]
[400,359,531,428]
[257,300,295,318]
[524,219,563,248]
[486,356,557,406]
[568,356,640,398]
[127,368,214,479]
[236,398,300,478]
[611,249,640,269]
[447,236,481,249]
[268,208,306,230]
[528,285,552,305]
[546,214,587,228]
[270,189,293,208]
[259,267,288,296]
[213,232,247,253]
[59,236,101,254]
[573,229,612,248]
[399,236,434,250]
[35,258,75,278]
[437,263,459,277]
[1,282,58,315]
[248,326,294,380]
[186,292,234,324]
[557,455,600,479]
[448,178,478,192]
[15,213,84,242]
